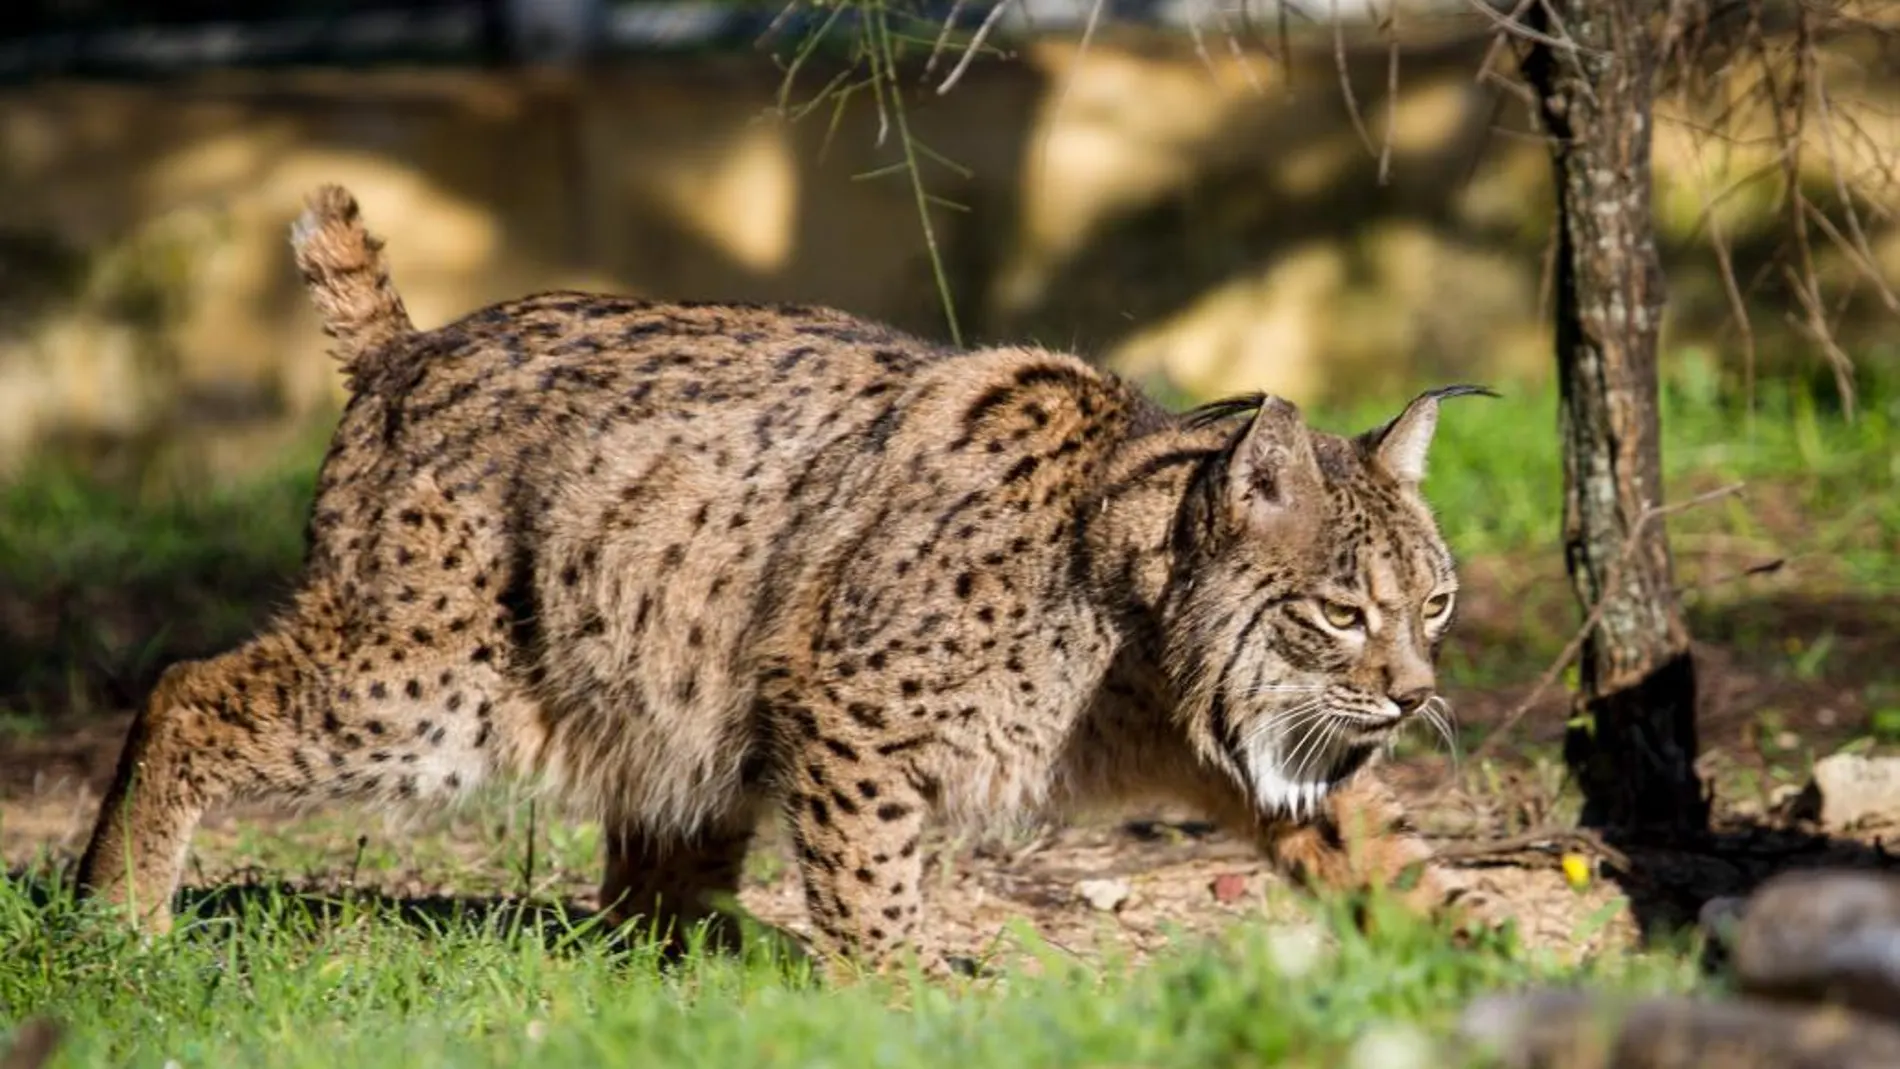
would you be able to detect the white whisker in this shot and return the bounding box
[1284,711,1338,792]
[1244,708,1330,765]
[1262,714,1324,813]
[1237,699,1327,749]
[1297,717,1343,785]
[1289,719,1345,819]
[1423,695,1461,765]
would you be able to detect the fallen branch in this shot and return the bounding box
[1675,556,1786,598]
[1434,823,1632,872]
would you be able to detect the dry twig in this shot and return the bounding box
[1377,0,1399,183]
[1206,0,1265,95]
[1687,138,1761,412]
[923,0,972,78]
[1463,0,1597,56]
[1435,823,1632,872]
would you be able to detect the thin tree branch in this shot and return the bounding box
[923,0,971,78]
[866,0,965,345]
[936,0,1013,95]
[1464,0,1598,56]
[1434,823,1632,872]
[1687,142,1760,415]
[1207,0,1264,95]
[1332,0,1383,171]
[1470,484,1747,765]
[1378,0,1400,184]
[1810,68,1900,313]
[1044,0,1107,125]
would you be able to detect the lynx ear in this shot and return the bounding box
[1227,395,1323,525]
[1367,384,1498,488]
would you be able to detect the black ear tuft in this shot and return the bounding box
[1366,384,1499,487]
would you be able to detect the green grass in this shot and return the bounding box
[0,870,1701,1069]
[0,424,328,717]
[0,463,313,608]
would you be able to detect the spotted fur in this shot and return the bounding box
[77,184,1491,967]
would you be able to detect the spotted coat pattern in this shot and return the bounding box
[76,185,1488,968]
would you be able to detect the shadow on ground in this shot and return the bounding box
[1592,824,1900,947]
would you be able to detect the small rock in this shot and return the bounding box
[1806,753,1900,829]
[1076,877,1131,912]
[1457,989,1900,1069]
[1210,872,1249,904]
[1730,868,1900,1020]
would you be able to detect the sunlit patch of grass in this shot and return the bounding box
[0,862,1701,1069]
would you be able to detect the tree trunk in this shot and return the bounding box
[1520,1,1709,836]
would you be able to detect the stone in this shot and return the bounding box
[1075,877,1131,913]
[1210,872,1249,904]
[1803,753,1900,830]
[1457,989,1900,1069]
[0,1019,63,1069]
[1728,869,1900,1021]
[1263,923,1327,979]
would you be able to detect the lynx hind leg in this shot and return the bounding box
[599,816,756,956]
[77,616,510,931]
[77,655,238,932]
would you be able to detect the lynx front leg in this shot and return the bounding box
[1246,773,1459,917]
[782,751,934,973]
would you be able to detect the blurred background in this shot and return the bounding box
[4,0,1897,473]
[1,1,1897,813]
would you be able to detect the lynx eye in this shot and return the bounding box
[1318,601,1363,630]
[1423,592,1455,619]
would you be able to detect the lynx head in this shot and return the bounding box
[1164,386,1492,819]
